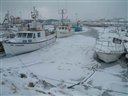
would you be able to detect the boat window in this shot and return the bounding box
[59,27,61,29]
[27,33,33,38]
[113,38,122,44]
[33,33,36,38]
[124,40,128,43]
[9,34,15,38]
[65,27,67,30]
[22,40,27,43]
[22,33,27,38]
[37,32,41,37]
[62,27,64,30]
[17,33,22,37]
[17,33,27,38]
[28,39,32,43]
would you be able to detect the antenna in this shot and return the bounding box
[2,11,11,29]
[3,11,9,24]
[59,9,67,25]
[31,6,39,20]
[75,13,78,22]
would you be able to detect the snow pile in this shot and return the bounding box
[82,26,88,32]
[0,68,55,96]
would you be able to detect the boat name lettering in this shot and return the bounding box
[60,32,67,34]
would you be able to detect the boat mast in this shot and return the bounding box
[31,6,39,29]
[31,6,39,20]
[2,11,11,29]
[59,9,67,25]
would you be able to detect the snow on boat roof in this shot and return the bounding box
[96,28,124,53]
[99,28,121,40]
[16,30,43,33]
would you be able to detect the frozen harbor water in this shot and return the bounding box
[0,27,128,96]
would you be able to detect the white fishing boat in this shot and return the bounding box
[121,26,128,58]
[56,9,74,38]
[56,24,73,38]
[1,7,56,55]
[0,11,18,54]
[95,28,124,63]
[0,11,18,41]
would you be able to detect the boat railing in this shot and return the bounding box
[96,40,123,47]
[45,29,55,36]
[96,40,124,53]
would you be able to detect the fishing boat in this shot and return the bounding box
[1,7,56,55]
[0,11,18,54]
[0,11,18,40]
[95,28,124,63]
[72,20,83,32]
[56,9,74,38]
[121,26,128,59]
[56,24,73,38]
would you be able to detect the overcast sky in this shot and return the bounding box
[0,0,128,22]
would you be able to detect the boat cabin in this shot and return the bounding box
[10,31,45,43]
[96,32,124,54]
[57,25,71,31]
[17,32,37,39]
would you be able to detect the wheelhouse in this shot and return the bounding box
[16,32,41,39]
[58,26,68,30]
[12,32,43,43]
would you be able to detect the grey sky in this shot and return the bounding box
[0,0,128,22]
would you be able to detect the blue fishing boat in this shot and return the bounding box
[72,20,82,32]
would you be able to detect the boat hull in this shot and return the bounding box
[96,52,122,63]
[56,31,73,38]
[2,34,56,55]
